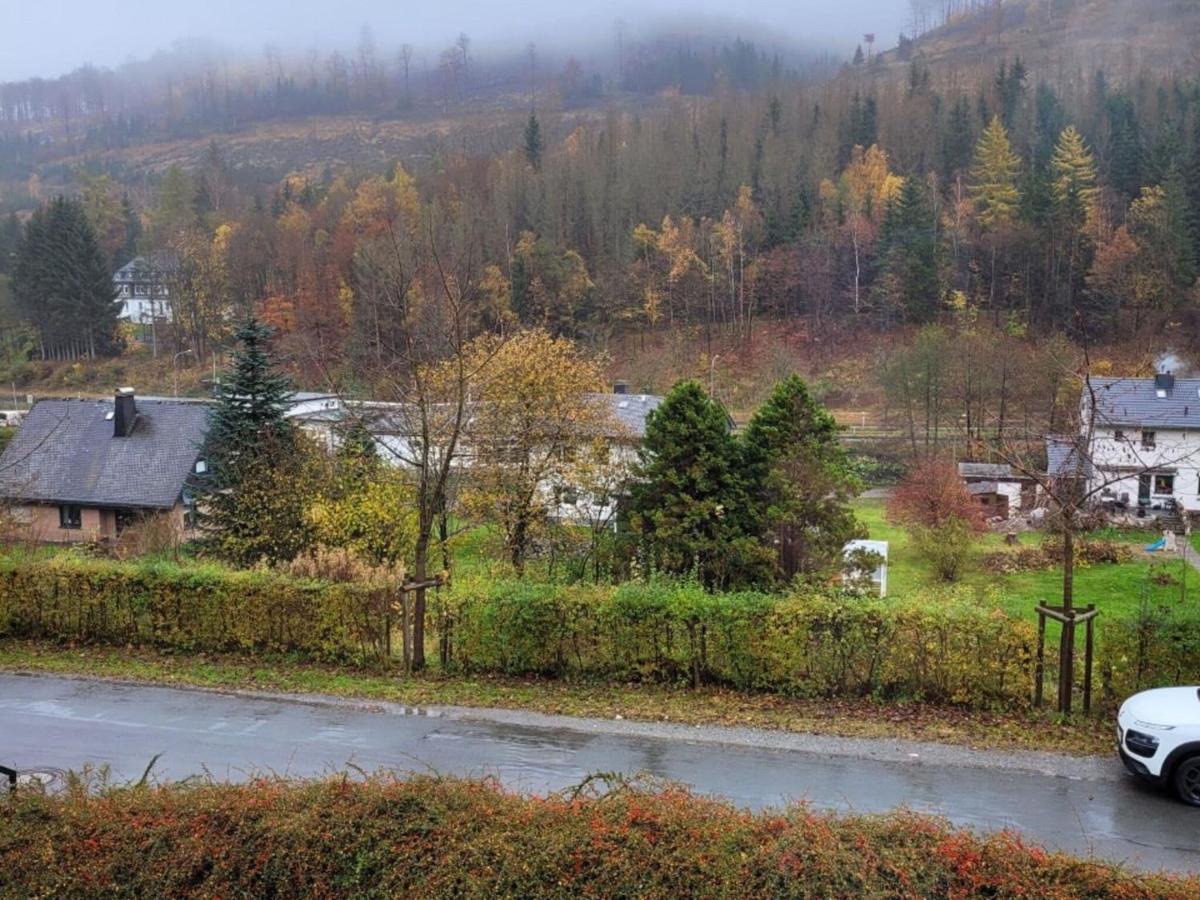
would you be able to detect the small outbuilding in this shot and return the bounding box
[843,539,888,596]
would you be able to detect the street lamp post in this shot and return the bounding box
[173,349,194,397]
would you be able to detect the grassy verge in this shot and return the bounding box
[0,639,1112,756]
[853,498,1200,620]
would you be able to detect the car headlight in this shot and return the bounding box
[1132,720,1176,731]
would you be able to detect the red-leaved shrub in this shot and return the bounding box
[2,776,1194,898]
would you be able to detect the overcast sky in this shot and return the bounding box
[0,0,908,81]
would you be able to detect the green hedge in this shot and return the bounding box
[3,777,1194,898]
[1101,604,1200,702]
[0,553,392,663]
[5,552,1195,711]
[440,578,1037,708]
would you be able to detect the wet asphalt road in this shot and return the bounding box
[1,674,1197,873]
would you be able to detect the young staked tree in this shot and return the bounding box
[459,328,612,573]
[628,380,763,589]
[341,188,506,671]
[741,375,862,583]
[196,318,313,566]
[12,196,122,360]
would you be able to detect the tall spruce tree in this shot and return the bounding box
[878,176,941,323]
[12,197,121,359]
[524,112,544,171]
[196,319,312,565]
[740,375,862,583]
[628,381,763,589]
[0,213,19,275]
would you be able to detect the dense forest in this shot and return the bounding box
[1,2,1198,403]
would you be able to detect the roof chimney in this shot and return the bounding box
[114,387,137,437]
[613,381,629,395]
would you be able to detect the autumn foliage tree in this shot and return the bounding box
[459,328,613,573]
[888,458,986,582]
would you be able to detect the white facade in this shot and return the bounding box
[1088,427,1200,512]
[1082,375,1200,514]
[113,257,173,325]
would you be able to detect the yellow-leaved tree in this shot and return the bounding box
[459,328,616,573]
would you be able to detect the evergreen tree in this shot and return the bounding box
[994,58,1027,128]
[114,194,142,270]
[627,381,763,589]
[11,196,121,359]
[740,375,862,582]
[1104,94,1142,201]
[196,319,311,566]
[524,112,544,171]
[969,117,1021,231]
[941,96,975,179]
[0,213,19,275]
[1186,113,1200,261]
[877,176,941,323]
[1032,82,1066,163]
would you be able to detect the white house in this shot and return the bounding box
[1080,373,1200,515]
[283,386,664,526]
[113,256,173,331]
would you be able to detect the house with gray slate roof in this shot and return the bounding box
[0,389,208,542]
[1082,373,1200,514]
[283,383,665,527]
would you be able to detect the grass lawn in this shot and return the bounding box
[853,499,1200,623]
[0,639,1113,756]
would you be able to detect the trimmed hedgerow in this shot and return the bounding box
[0,552,393,664]
[0,553,1036,707]
[439,577,1038,708]
[1,776,1193,898]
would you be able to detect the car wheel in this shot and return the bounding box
[1173,756,1200,807]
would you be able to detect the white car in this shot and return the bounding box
[1117,686,1200,806]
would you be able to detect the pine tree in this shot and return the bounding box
[1104,94,1142,201]
[524,112,544,171]
[114,194,142,270]
[740,375,862,582]
[196,319,312,565]
[628,381,763,589]
[11,197,121,359]
[1186,113,1200,261]
[877,176,941,322]
[0,213,19,275]
[969,116,1021,232]
[941,96,975,179]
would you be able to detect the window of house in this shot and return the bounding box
[58,505,82,530]
[1113,429,1125,440]
[1142,430,1157,449]
[1154,474,1175,495]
